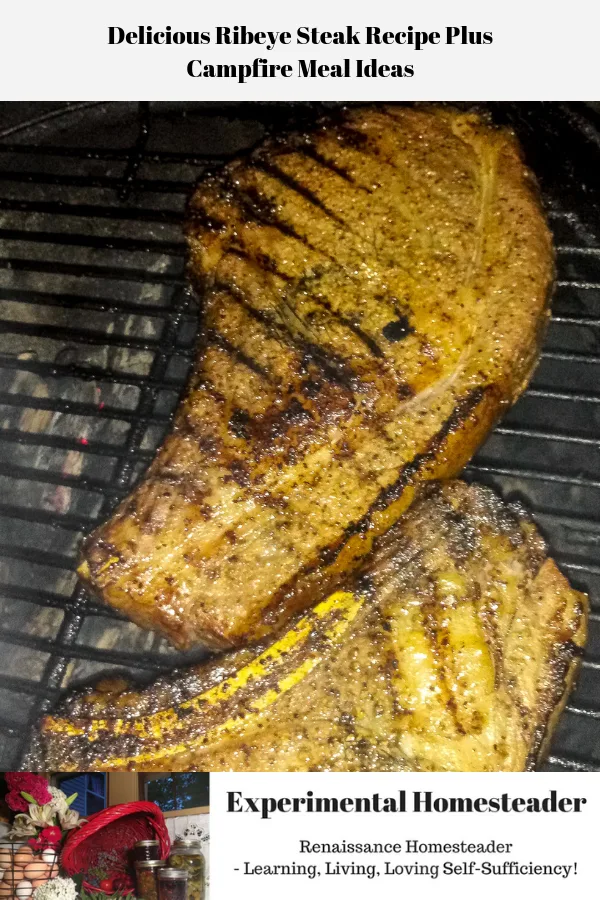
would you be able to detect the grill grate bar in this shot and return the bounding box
[527,386,600,404]
[562,560,600,577]
[0,581,125,621]
[0,170,191,195]
[556,244,600,255]
[556,279,600,289]
[0,355,188,389]
[0,580,102,613]
[495,423,600,447]
[0,671,62,700]
[581,658,600,671]
[0,427,155,459]
[546,755,599,772]
[119,102,151,201]
[565,704,600,719]
[0,257,185,286]
[552,314,600,327]
[0,502,103,533]
[466,462,600,490]
[0,196,184,224]
[0,286,193,317]
[0,323,166,354]
[0,144,231,164]
[0,391,172,426]
[0,459,119,494]
[0,542,74,571]
[0,226,186,256]
[542,349,600,365]
[0,317,186,351]
[0,625,173,671]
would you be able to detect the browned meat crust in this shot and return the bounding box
[78,105,554,649]
[30,481,587,772]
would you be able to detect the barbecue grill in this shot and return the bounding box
[0,101,598,770]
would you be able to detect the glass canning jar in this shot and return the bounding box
[167,840,205,900]
[157,868,189,900]
[133,840,162,862]
[135,859,167,900]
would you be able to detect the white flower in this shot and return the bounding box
[57,808,82,831]
[27,803,57,828]
[47,788,70,816]
[48,788,82,831]
[6,813,38,839]
[32,877,78,900]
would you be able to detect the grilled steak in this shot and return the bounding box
[78,105,554,649]
[31,481,587,772]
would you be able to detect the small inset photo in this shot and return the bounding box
[0,773,209,900]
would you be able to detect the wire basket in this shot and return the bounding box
[0,841,60,900]
[60,802,170,895]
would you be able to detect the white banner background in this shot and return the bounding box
[0,0,598,100]
[211,772,598,900]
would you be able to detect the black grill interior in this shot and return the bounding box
[0,101,598,770]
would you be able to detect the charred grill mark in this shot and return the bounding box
[223,176,310,243]
[187,205,228,232]
[213,280,281,332]
[298,341,361,394]
[203,327,273,382]
[382,314,414,343]
[421,600,466,735]
[478,588,505,691]
[336,126,370,151]
[372,386,488,514]
[343,319,385,359]
[334,126,408,178]
[252,156,348,228]
[236,397,317,461]
[309,295,385,359]
[213,280,361,396]
[355,387,487,543]
[228,407,251,440]
[299,143,373,193]
[226,245,295,283]
[258,387,490,623]
[221,174,340,267]
[397,383,415,400]
[192,376,227,404]
[225,460,251,488]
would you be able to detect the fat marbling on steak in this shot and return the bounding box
[77,105,554,649]
[32,481,587,771]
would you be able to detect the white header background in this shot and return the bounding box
[0,0,598,100]
[211,772,598,900]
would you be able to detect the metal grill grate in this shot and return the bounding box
[0,101,598,770]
